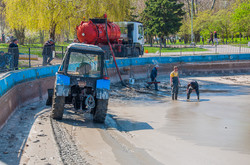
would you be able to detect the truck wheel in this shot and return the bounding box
[134,48,140,57]
[51,91,65,120]
[93,99,108,123]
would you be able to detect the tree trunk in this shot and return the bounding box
[150,35,153,47]
[39,30,45,45]
[162,37,166,48]
[184,34,189,44]
[14,27,25,45]
[211,0,216,10]
[186,0,191,18]
[49,23,57,40]
[159,37,162,56]
[195,31,200,42]
[195,0,198,14]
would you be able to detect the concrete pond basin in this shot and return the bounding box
[0,54,250,165]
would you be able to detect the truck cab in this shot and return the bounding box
[116,22,144,56]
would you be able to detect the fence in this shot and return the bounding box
[0,46,65,73]
[144,43,250,56]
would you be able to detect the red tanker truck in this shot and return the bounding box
[76,17,144,58]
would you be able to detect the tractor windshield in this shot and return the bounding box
[67,51,102,78]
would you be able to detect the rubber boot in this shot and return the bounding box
[175,94,178,100]
[172,94,174,100]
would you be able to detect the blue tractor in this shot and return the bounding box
[50,43,110,123]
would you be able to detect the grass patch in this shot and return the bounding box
[144,46,207,53]
[0,43,67,57]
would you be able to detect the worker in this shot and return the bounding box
[147,64,159,91]
[170,66,180,100]
[8,39,19,70]
[187,81,199,101]
[42,39,55,66]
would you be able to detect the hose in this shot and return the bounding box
[105,18,125,86]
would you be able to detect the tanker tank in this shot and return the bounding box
[76,20,121,45]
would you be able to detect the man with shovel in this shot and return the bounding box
[146,64,159,91]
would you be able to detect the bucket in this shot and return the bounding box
[129,78,135,85]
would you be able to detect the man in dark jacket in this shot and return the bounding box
[42,39,55,66]
[187,81,199,101]
[209,32,214,45]
[147,65,159,90]
[8,39,19,70]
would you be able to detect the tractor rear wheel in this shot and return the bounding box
[93,99,108,123]
[51,90,65,120]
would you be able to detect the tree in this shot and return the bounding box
[178,19,190,44]
[4,0,134,43]
[231,0,250,36]
[141,0,185,47]
[212,9,232,43]
[193,10,213,42]
[0,0,6,36]
[4,0,29,44]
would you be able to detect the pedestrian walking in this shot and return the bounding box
[170,66,180,100]
[187,81,199,101]
[214,31,218,45]
[42,39,55,66]
[8,39,19,70]
[208,32,214,45]
[147,65,159,91]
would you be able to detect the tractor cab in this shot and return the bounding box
[59,43,105,85]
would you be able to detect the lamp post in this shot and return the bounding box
[191,0,195,46]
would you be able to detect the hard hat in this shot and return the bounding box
[155,64,159,68]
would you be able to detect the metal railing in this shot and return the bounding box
[143,43,250,57]
[0,46,65,73]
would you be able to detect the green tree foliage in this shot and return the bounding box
[4,0,134,43]
[179,19,190,44]
[193,11,213,38]
[4,0,29,44]
[141,0,185,46]
[231,0,250,33]
[179,0,250,44]
[212,9,232,42]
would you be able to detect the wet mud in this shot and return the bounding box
[1,74,250,165]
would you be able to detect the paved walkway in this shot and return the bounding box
[144,45,250,56]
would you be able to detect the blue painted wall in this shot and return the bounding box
[105,54,250,68]
[0,65,59,97]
